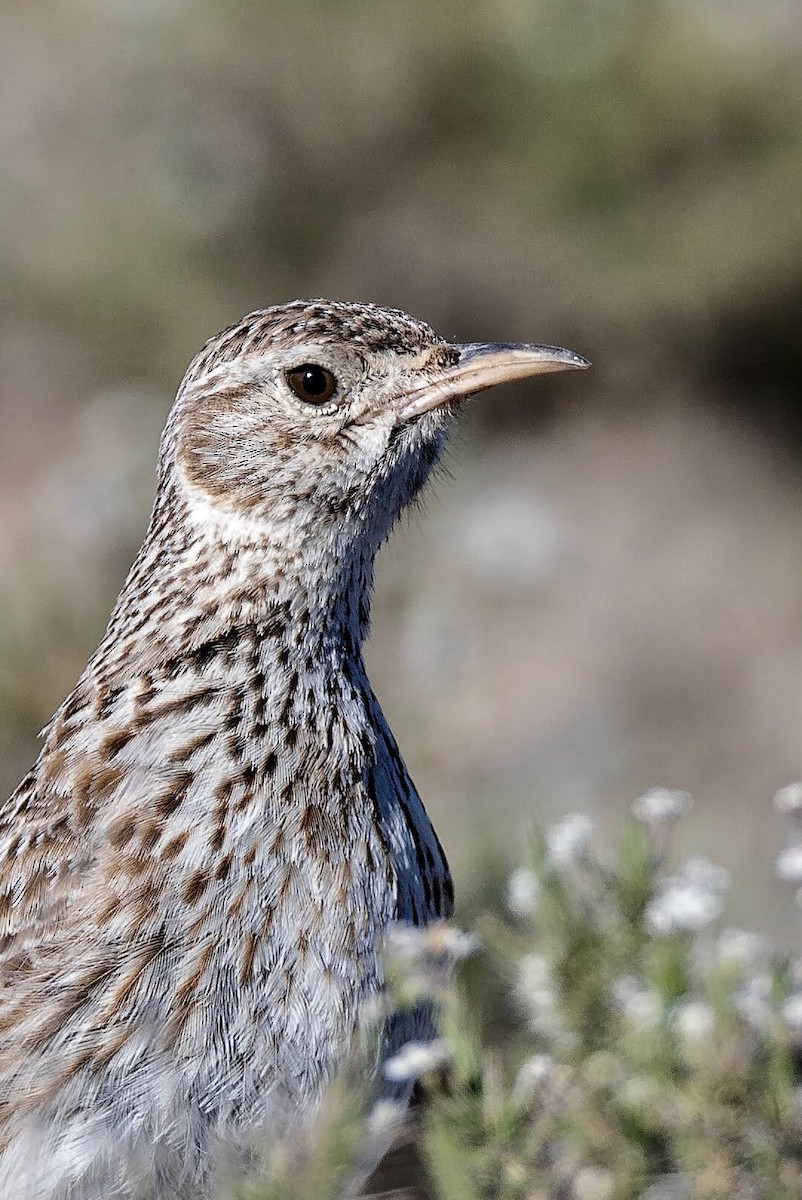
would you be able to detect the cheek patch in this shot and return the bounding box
[347,418,393,467]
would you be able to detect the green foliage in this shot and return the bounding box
[225,795,802,1198]
[422,808,802,1200]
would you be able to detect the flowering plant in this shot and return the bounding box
[230,787,802,1198]
[418,788,802,1200]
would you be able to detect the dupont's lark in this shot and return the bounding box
[0,300,587,1197]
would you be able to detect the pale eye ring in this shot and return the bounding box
[286,364,338,406]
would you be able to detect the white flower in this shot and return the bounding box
[573,1166,615,1200]
[358,992,390,1027]
[518,951,553,992]
[612,977,662,1030]
[716,927,770,970]
[734,971,773,1031]
[512,1053,555,1105]
[384,923,430,963]
[782,994,802,1032]
[776,845,802,883]
[617,1075,659,1113]
[638,1176,691,1200]
[645,855,728,937]
[680,857,730,893]
[624,990,663,1030]
[506,867,541,917]
[383,1038,451,1082]
[366,1098,406,1138]
[632,787,691,825]
[515,953,568,1041]
[645,880,722,935]
[674,999,715,1047]
[516,954,557,1017]
[789,957,802,990]
[546,813,593,867]
[434,926,481,960]
[384,921,479,963]
[774,782,802,818]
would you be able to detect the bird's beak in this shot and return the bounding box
[397,341,590,422]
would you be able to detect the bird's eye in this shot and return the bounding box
[286,364,338,407]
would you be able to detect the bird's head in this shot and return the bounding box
[163,300,588,572]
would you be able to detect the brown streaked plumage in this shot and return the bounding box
[0,300,588,1197]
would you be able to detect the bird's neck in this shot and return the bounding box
[90,482,376,684]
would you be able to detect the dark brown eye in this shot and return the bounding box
[286,364,338,406]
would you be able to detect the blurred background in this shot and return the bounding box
[2,0,802,948]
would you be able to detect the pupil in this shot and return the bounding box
[303,369,326,396]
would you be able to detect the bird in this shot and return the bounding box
[0,299,588,1198]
